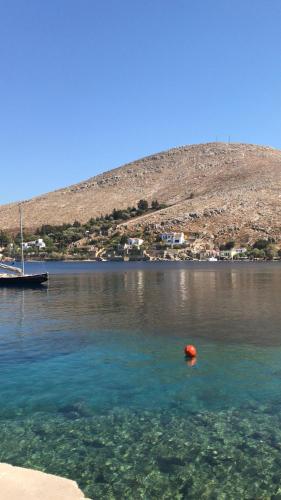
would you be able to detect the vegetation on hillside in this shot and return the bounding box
[0,201,280,261]
[0,200,165,259]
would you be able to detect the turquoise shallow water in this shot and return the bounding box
[1,261,281,498]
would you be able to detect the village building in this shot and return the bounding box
[199,248,220,260]
[160,232,185,245]
[22,238,46,250]
[120,237,145,260]
[219,249,236,259]
[234,247,247,255]
[219,247,247,259]
[126,237,144,249]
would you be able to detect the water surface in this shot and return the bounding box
[1,261,281,498]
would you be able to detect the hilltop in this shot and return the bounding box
[1,142,281,244]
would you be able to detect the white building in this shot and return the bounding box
[219,249,236,259]
[235,247,247,255]
[125,238,144,249]
[160,232,185,245]
[22,238,46,250]
[219,247,247,259]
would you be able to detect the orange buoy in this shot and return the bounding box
[184,344,197,358]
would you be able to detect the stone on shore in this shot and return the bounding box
[0,463,89,500]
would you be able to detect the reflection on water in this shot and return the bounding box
[3,261,280,345]
[0,262,281,498]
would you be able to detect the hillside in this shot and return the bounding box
[1,142,281,243]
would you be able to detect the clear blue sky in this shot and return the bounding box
[1,0,281,204]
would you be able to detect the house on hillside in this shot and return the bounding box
[160,232,185,245]
[22,238,46,250]
[126,238,144,249]
[121,237,146,261]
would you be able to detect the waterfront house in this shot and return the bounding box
[122,238,145,258]
[199,248,220,260]
[220,247,248,259]
[219,248,237,259]
[126,238,144,249]
[22,238,46,250]
[234,247,247,255]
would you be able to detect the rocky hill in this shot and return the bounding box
[1,142,281,243]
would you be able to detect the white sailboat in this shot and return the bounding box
[0,206,48,285]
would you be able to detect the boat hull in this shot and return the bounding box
[0,273,48,286]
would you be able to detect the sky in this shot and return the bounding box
[1,0,281,204]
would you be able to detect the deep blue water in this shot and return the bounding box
[1,261,281,498]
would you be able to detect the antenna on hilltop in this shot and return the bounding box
[228,135,231,144]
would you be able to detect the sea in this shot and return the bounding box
[0,261,281,499]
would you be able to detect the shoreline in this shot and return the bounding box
[22,258,281,263]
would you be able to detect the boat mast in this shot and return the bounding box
[19,205,25,275]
